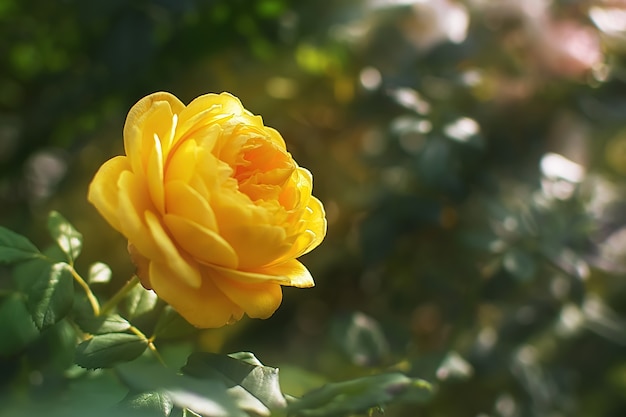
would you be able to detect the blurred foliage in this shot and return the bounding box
[2,0,626,416]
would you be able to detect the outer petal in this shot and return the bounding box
[149,261,243,328]
[264,126,287,149]
[207,259,315,288]
[259,259,315,287]
[145,211,202,289]
[190,132,238,197]
[176,93,246,145]
[183,92,245,122]
[164,138,198,184]
[87,156,130,232]
[210,273,283,319]
[164,180,218,231]
[278,230,317,264]
[215,212,291,268]
[163,214,238,268]
[275,197,327,263]
[279,167,311,212]
[124,92,184,176]
[211,259,315,288]
[116,171,161,261]
[297,196,328,256]
[146,134,165,213]
[210,186,292,268]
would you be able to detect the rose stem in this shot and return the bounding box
[99,275,140,316]
[68,265,100,316]
[129,326,166,366]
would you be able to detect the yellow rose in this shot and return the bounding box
[88,92,327,328]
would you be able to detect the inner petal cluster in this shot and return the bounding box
[233,137,295,203]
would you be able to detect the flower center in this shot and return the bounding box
[233,138,294,202]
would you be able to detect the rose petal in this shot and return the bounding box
[164,138,198,184]
[264,126,287,149]
[145,211,202,289]
[163,214,238,269]
[164,180,218,231]
[116,171,161,261]
[298,196,327,256]
[214,125,264,169]
[275,197,327,263]
[194,136,237,192]
[164,135,231,206]
[279,167,311,211]
[225,224,291,268]
[213,194,292,267]
[295,167,314,195]
[184,93,245,122]
[149,261,243,328]
[278,230,316,264]
[147,133,165,213]
[263,259,315,287]
[208,259,314,288]
[124,92,184,176]
[210,273,283,319]
[176,93,247,144]
[87,156,130,232]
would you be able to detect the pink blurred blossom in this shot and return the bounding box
[536,20,603,78]
[368,0,470,51]
[399,0,470,51]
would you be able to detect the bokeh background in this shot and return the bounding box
[2,0,626,416]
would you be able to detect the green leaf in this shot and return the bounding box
[0,294,40,355]
[21,259,74,330]
[154,306,197,340]
[287,373,433,417]
[159,342,195,370]
[228,351,265,366]
[119,391,174,417]
[89,262,112,284]
[13,256,46,292]
[2,369,129,417]
[117,361,246,417]
[66,371,130,416]
[75,333,148,369]
[47,210,83,263]
[43,242,71,263]
[124,283,159,320]
[75,313,132,335]
[183,409,202,417]
[183,351,286,415]
[0,225,41,264]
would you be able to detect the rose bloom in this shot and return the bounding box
[88,92,327,328]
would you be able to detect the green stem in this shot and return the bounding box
[69,266,101,316]
[99,275,140,316]
[129,326,166,367]
[148,339,167,367]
